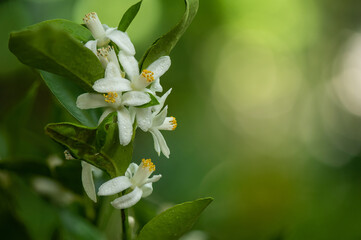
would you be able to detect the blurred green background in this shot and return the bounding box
[2,0,361,239]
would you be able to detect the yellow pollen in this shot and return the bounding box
[142,158,155,172]
[103,92,118,103]
[83,12,97,22]
[141,70,155,83]
[170,116,177,130]
[97,46,112,57]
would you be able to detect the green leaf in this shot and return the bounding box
[137,92,159,108]
[40,70,100,127]
[9,19,104,91]
[137,197,213,240]
[45,113,134,178]
[139,0,199,69]
[118,1,142,32]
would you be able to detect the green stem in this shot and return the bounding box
[121,208,130,240]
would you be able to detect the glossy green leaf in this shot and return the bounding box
[137,197,213,240]
[118,1,142,32]
[137,92,159,108]
[9,19,104,91]
[40,70,100,127]
[45,113,134,178]
[139,0,199,69]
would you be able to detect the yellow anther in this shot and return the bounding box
[103,92,118,103]
[141,69,155,83]
[170,116,177,130]
[83,12,97,22]
[142,158,155,172]
[97,46,112,57]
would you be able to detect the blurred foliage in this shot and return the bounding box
[3,0,361,239]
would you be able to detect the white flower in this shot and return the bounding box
[76,62,151,145]
[98,159,161,209]
[83,12,135,55]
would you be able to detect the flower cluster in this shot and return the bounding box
[77,12,177,208]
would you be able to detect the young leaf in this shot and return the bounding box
[40,70,100,127]
[137,92,159,108]
[9,20,104,91]
[137,197,213,240]
[139,0,199,69]
[118,1,143,32]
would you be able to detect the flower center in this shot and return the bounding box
[170,116,177,130]
[83,12,97,23]
[141,70,155,83]
[103,92,118,103]
[142,158,155,172]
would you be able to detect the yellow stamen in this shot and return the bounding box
[97,46,112,58]
[141,70,155,83]
[83,12,97,22]
[103,92,118,103]
[170,116,177,130]
[142,158,155,172]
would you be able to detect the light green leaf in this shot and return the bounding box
[9,19,104,91]
[137,197,213,240]
[40,70,100,127]
[118,1,142,32]
[137,92,159,108]
[45,113,134,178]
[139,0,199,69]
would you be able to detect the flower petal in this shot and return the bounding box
[118,51,139,81]
[105,62,122,78]
[76,93,108,109]
[93,77,131,93]
[153,88,172,115]
[84,40,98,55]
[140,183,153,198]
[150,130,161,155]
[98,108,114,125]
[152,106,168,127]
[98,176,132,196]
[150,78,163,93]
[147,56,171,79]
[81,161,97,202]
[150,129,170,158]
[125,163,139,178]
[122,91,151,106]
[106,28,135,55]
[145,174,162,184]
[111,187,143,209]
[135,107,152,131]
[117,108,133,146]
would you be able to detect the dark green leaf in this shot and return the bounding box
[45,113,134,178]
[137,197,213,240]
[118,1,142,32]
[139,0,199,69]
[9,19,104,91]
[137,92,159,108]
[40,70,100,127]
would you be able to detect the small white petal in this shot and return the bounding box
[136,108,152,131]
[93,77,131,93]
[150,129,170,158]
[128,107,136,124]
[150,130,161,155]
[140,183,153,198]
[81,161,97,202]
[84,40,98,55]
[118,51,139,81]
[122,91,151,106]
[146,56,171,79]
[106,28,135,55]
[125,163,139,178]
[98,176,132,196]
[152,106,168,127]
[145,174,162,184]
[111,187,143,209]
[98,108,114,125]
[76,93,108,109]
[153,88,172,115]
[150,78,163,93]
[105,62,122,79]
[117,108,133,146]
